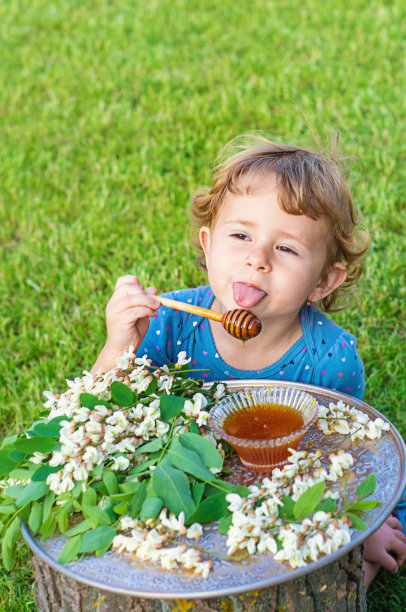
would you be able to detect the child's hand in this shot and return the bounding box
[91,275,160,373]
[105,275,160,355]
[364,516,406,575]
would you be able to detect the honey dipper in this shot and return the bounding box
[155,295,262,340]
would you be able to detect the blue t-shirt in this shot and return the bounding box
[137,286,365,399]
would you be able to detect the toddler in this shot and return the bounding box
[92,134,406,585]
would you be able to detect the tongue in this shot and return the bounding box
[233,283,266,309]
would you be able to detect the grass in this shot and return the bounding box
[0,0,405,609]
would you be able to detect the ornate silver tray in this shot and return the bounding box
[21,380,406,599]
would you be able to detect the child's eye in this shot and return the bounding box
[231,233,250,241]
[276,245,297,255]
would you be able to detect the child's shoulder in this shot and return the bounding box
[303,305,360,361]
[304,306,364,398]
[166,286,214,308]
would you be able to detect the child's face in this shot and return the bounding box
[199,176,346,322]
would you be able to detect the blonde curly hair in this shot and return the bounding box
[190,134,369,312]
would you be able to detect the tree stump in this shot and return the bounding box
[31,544,366,612]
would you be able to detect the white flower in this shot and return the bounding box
[213,383,226,399]
[226,493,243,512]
[30,451,49,464]
[112,456,130,471]
[196,412,209,427]
[257,534,277,554]
[175,351,191,367]
[186,523,203,540]
[73,465,88,481]
[120,515,136,530]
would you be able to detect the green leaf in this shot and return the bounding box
[61,499,75,516]
[80,525,116,553]
[160,395,187,422]
[71,482,83,498]
[39,514,56,539]
[103,471,118,495]
[119,480,140,494]
[135,438,163,454]
[0,450,19,476]
[348,500,380,511]
[28,418,63,438]
[14,436,57,455]
[152,465,195,517]
[42,491,56,522]
[294,481,326,521]
[0,504,15,515]
[113,502,128,515]
[356,474,377,499]
[15,481,50,508]
[28,502,43,534]
[278,496,295,522]
[58,535,82,564]
[95,542,113,557]
[347,512,367,530]
[93,463,105,477]
[4,484,25,499]
[192,483,205,506]
[82,504,112,526]
[31,464,61,482]
[140,497,164,520]
[1,517,21,571]
[218,513,233,534]
[204,479,233,496]
[232,486,251,497]
[145,377,158,395]
[57,509,69,534]
[9,469,34,481]
[316,497,337,513]
[186,493,228,525]
[82,487,97,506]
[110,381,135,406]
[79,393,111,410]
[189,421,200,435]
[128,459,157,475]
[129,480,147,517]
[1,434,18,449]
[167,439,215,482]
[110,491,135,502]
[179,433,223,469]
[65,519,95,537]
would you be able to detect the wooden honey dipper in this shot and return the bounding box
[155,295,262,340]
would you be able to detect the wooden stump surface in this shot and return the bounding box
[31,544,366,612]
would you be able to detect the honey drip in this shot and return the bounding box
[224,404,303,440]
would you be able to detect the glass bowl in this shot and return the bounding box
[208,386,319,472]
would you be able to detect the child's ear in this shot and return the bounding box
[308,263,347,303]
[199,226,211,258]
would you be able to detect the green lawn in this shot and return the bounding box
[0,0,405,609]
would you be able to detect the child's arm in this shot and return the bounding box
[363,516,406,584]
[91,275,160,374]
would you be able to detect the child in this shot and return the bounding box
[92,134,406,585]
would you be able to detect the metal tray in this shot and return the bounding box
[22,380,406,599]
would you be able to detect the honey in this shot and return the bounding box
[224,403,303,440]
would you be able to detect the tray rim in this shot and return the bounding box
[21,379,406,600]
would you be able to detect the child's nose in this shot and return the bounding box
[245,247,271,272]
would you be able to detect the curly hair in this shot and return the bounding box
[190,134,369,312]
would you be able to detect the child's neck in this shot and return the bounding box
[209,311,303,371]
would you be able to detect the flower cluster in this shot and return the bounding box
[225,449,354,567]
[113,510,211,577]
[317,400,391,439]
[274,513,351,568]
[38,351,217,496]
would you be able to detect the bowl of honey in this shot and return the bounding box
[208,386,319,472]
